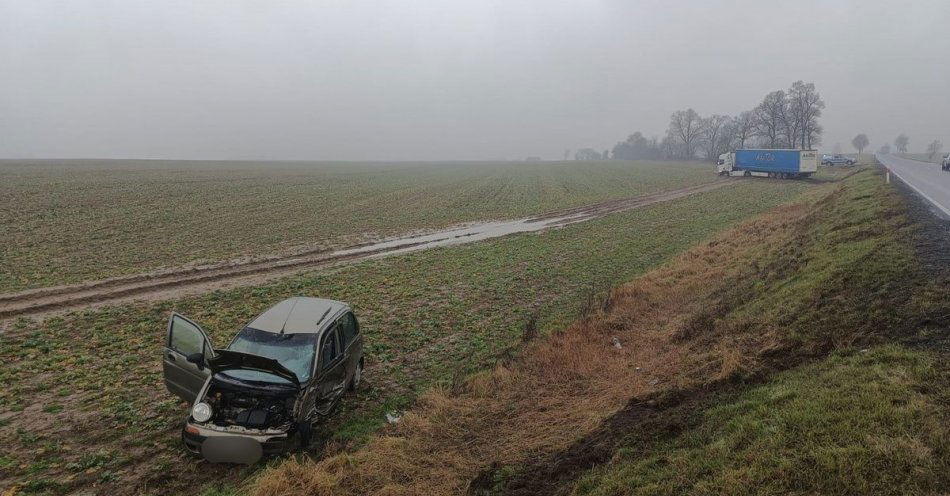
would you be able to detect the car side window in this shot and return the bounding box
[169,315,206,356]
[337,312,359,348]
[320,327,340,369]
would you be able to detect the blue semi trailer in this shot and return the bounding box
[717,149,818,179]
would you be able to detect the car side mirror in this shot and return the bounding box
[186,352,205,370]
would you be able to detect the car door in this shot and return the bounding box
[314,325,347,415]
[162,313,215,404]
[336,312,362,379]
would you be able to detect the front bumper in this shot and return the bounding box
[182,422,296,461]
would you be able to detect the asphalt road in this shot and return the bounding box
[876,154,950,218]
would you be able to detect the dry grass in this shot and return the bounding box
[249,177,848,495]
[572,344,950,496]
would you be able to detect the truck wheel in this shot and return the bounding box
[744,171,751,177]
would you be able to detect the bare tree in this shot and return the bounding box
[700,114,730,161]
[788,81,825,149]
[717,119,742,156]
[927,140,943,159]
[851,134,869,154]
[894,134,910,153]
[754,91,787,148]
[733,111,756,149]
[660,132,677,159]
[563,149,571,160]
[612,132,661,160]
[879,143,891,154]
[668,108,703,159]
[574,148,601,160]
[808,123,824,148]
[782,98,801,148]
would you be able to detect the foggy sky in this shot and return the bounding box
[1,0,948,161]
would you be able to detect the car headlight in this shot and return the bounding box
[192,402,212,423]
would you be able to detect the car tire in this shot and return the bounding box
[349,358,363,392]
[297,422,313,449]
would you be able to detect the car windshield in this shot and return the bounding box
[225,327,317,383]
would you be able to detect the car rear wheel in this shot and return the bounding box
[349,358,363,392]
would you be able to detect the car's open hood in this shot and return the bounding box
[207,350,300,388]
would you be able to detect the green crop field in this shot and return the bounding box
[0,176,815,496]
[245,168,949,496]
[0,159,716,292]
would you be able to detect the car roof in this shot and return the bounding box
[246,297,349,334]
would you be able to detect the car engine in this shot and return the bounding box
[202,377,297,431]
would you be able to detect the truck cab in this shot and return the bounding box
[717,153,735,175]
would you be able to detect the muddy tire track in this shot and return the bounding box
[0,180,738,320]
[467,387,715,496]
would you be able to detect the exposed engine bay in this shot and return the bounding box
[201,374,298,431]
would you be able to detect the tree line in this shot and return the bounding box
[874,134,942,159]
[574,81,826,161]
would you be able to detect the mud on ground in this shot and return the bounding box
[0,181,735,322]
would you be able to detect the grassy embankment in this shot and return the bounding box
[573,346,948,495]
[251,169,949,495]
[0,159,715,292]
[0,175,816,495]
[898,153,944,164]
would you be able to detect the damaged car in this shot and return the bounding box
[161,297,364,464]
